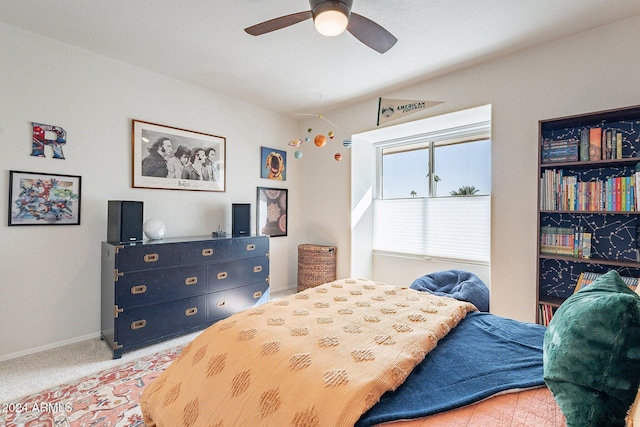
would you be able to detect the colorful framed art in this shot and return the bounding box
[260,146,287,181]
[8,170,81,226]
[132,120,226,192]
[257,187,288,237]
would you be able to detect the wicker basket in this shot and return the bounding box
[297,244,337,292]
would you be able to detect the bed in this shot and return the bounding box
[139,275,640,426]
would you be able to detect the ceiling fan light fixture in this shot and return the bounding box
[313,1,350,37]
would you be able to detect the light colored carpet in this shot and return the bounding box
[0,288,295,404]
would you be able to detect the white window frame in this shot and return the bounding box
[373,121,491,264]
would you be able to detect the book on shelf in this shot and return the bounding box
[635,170,640,212]
[538,303,557,326]
[540,168,638,212]
[581,232,591,258]
[580,129,590,161]
[603,129,613,160]
[541,138,578,163]
[617,131,623,159]
[602,129,624,160]
[589,127,602,161]
[539,225,591,258]
[573,271,640,294]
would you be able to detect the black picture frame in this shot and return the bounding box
[132,119,226,192]
[256,187,287,237]
[8,170,82,226]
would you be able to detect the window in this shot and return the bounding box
[373,121,491,263]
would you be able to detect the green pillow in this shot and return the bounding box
[543,270,640,427]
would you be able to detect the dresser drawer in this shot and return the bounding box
[102,236,270,358]
[181,239,230,265]
[116,265,207,309]
[207,256,269,292]
[207,281,270,322]
[231,236,269,259]
[115,295,206,347]
[115,244,181,272]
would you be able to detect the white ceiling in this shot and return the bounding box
[2,1,640,116]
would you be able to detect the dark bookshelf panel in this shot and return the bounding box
[540,157,640,170]
[538,254,640,268]
[538,258,640,301]
[539,105,640,133]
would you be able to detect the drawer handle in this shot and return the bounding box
[253,291,263,299]
[247,244,256,251]
[185,277,198,285]
[216,300,227,307]
[185,307,198,316]
[131,285,147,295]
[114,305,124,318]
[254,266,263,273]
[131,320,147,330]
[144,254,159,263]
[217,272,228,280]
[202,248,214,256]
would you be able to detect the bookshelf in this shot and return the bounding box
[536,105,640,326]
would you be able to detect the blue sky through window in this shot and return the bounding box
[382,139,491,198]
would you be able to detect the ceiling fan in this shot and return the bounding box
[244,0,397,54]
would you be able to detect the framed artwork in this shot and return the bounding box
[260,146,287,181]
[132,120,226,192]
[257,187,288,237]
[8,170,81,226]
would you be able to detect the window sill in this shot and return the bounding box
[373,250,490,266]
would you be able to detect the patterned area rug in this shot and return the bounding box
[0,345,184,426]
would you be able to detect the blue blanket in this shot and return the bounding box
[410,270,490,312]
[355,312,546,427]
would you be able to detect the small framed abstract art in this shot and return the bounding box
[8,170,82,226]
[257,187,288,237]
[132,120,226,192]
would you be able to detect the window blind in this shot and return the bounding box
[373,195,490,263]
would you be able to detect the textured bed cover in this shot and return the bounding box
[357,311,547,426]
[377,386,566,427]
[140,279,476,427]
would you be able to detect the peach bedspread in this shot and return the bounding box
[377,386,567,427]
[141,278,476,427]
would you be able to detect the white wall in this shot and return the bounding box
[298,15,640,323]
[0,24,299,360]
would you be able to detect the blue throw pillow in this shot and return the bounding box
[410,270,489,312]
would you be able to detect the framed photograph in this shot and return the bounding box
[257,187,287,237]
[261,146,287,181]
[8,170,81,226]
[132,120,226,192]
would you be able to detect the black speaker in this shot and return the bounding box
[107,200,143,244]
[232,203,251,237]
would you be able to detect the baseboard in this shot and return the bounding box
[0,332,101,363]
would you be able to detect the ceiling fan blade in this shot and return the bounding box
[347,12,397,53]
[244,10,313,36]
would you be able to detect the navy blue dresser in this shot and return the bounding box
[100,235,269,358]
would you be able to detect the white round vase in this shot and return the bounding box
[143,219,167,240]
